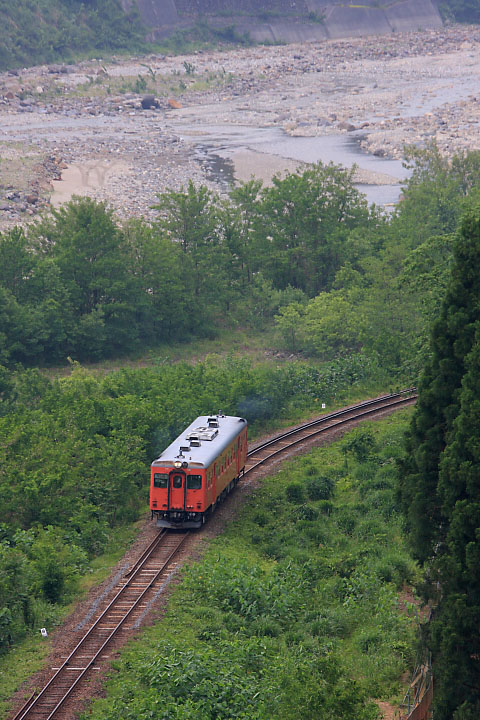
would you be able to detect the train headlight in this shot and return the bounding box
[174,461,182,468]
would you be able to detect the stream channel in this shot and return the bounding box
[180,124,410,207]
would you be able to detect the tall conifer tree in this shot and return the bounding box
[430,337,480,719]
[398,200,480,718]
[398,201,480,561]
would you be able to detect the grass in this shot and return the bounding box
[83,409,420,720]
[0,518,144,720]
[0,635,52,719]
[25,63,236,104]
[42,325,281,376]
[78,518,144,593]
[1,343,415,717]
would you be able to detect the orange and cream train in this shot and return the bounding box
[150,415,248,529]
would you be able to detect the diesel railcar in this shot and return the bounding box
[150,415,248,528]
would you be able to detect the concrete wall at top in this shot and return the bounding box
[128,0,443,42]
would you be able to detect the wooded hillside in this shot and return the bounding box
[0,0,145,71]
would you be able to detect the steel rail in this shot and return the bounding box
[10,389,417,720]
[124,528,167,577]
[11,530,188,720]
[246,390,417,472]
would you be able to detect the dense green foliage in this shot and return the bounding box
[1,144,480,712]
[441,0,480,23]
[0,353,379,655]
[2,148,479,377]
[86,415,418,720]
[0,165,378,366]
[0,0,145,70]
[397,201,480,719]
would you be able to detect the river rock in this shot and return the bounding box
[141,95,158,109]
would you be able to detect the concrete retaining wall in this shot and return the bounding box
[127,0,443,42]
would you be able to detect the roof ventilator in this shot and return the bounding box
[187,426,218,441]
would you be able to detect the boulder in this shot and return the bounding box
[141,94,158,109]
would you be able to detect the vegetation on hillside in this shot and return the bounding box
[441,0,480,23]
[397,200,480,719]
[1,144,480,714]
[0,353,381,661]
[0,0,145,71]
[1,145,479,378]
[85,415,418,720]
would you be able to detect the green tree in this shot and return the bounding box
[123,219,189,339]
[398,201,480,562]
[42,197,139,358]
[153,182,228,325]
[398,200,480,718]
[275,302,305,352]
[301,291,362,358]
[441,0,480,22]
[428,336,480,719]
[228,178,264,288]
[254,163,371,295]
[0,227,35,301]
[393,145,480,249]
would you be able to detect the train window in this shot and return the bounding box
[187,475,202,490]
[154,473,168,488]
[173,475,183,488]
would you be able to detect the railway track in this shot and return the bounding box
[11,389,416,720]
[12,531,188,720]
[244,389,417,474]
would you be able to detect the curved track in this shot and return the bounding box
[245,389,417,474]
[10,389,416,720]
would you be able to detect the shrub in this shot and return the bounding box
[307,475,335,500]
[318,500,334,515]
[286,482,305,504]
[343,428,377,463]
[299,504,319,521]
[357,628,383,654]
[250,616,281,637]
[252,510,269,527]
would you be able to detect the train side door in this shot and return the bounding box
[169,470,186,510]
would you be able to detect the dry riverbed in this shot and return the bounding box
[0,24,479,229]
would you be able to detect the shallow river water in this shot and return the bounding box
[180,124,410,206]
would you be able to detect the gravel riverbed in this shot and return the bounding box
[1,24,479,229]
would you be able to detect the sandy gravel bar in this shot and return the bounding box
[0,24,479,228]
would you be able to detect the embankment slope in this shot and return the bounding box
[128,0,443,41]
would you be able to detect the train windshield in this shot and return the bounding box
[154,473,168,488]
[187,475,202,489]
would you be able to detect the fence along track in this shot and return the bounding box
[245,389,417,473]
[11,389,418,720]
[11,531,188,720]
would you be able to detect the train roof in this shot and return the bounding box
[151,415,247,470]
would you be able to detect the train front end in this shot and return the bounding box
[150,415,247,530]
[150,464,206,529]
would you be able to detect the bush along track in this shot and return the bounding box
[85,411,419,720]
